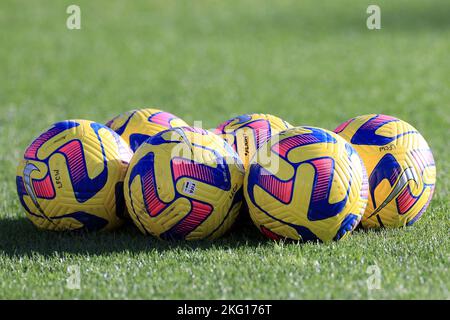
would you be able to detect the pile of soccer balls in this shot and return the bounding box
[16,109,436,242]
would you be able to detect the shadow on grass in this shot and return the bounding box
[0,216,267,258]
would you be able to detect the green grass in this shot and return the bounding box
[0,0,449,299]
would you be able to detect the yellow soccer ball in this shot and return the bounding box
[334,114,436,228]
[244,126,368,242]
[16,120,133,231]
[124,127,244,240]
[214,114,293,170]
[106,108,188,152]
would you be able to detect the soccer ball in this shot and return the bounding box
[214,114,293,169]
[106,108,188,152]
[244,126,368,242]
[334,114,436,228]
[16,120,133,231]
[124,127,244,240]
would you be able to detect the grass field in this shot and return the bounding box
[0,0,449,299]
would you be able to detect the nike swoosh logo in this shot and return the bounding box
[368,167,419,219]
[23,162,52,221]
[173,127,195,158]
